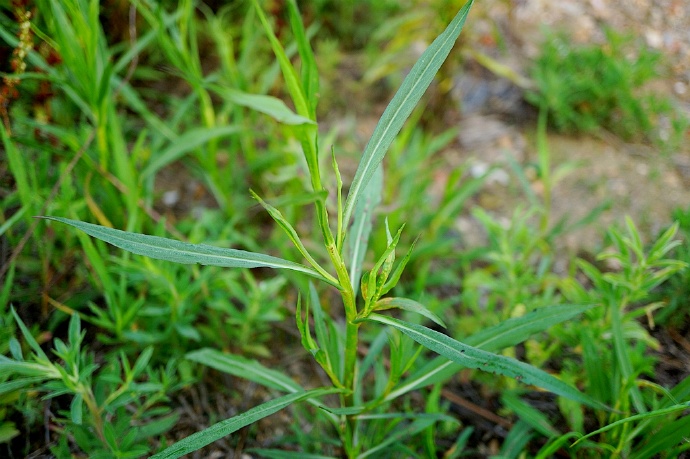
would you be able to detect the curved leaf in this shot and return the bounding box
[371,297,446,328]
[368,313,605,410]
[571,403,690,447]
[347,164,382,295]
[385,304,596,401]
[150,388,339,459]
[141,125,241,179]
[465,304,596,351]
[212,85,315,125]
[342,0,474,228]
[186,348,303,393]
[42,217,336,286]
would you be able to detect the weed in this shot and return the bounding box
[9,1,614,456]
[3,310,181,458]
[526,29,684,144]
[2,0,689,457]
[9,2,612,457]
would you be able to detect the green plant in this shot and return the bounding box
[526,29,679,143]
[303,0,402,50]
[530,218,690,457]
[20,1,623,456]
[652,205,690,327]
[0,0,311,455]
[1,309,181,458]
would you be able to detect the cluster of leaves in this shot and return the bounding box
[526,29,686,143]
[1,0,689,458]
[2,309,181,457]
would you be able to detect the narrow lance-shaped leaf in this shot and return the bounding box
[141,125,241,179]
[464,304,596,351]
[341,0,474,233]
[210,85,315,125]
[285,0,319,118]
[309,282,343,385]
[379,236,418,297]
[369,297,446,328]
[186,348,303,393]
[252,0,309,119]
[368,313,606,410]
[253,0,324,211]
[347,164,382,296]
[571,402,690,447]
[295,291,344,387]
[364,224,405,303]
[250,191,338,286]
[150,388,340,459]
[385,304,595,401]
[295,293,320,358]
[42,217,337,286]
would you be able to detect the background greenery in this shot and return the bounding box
[1,0,688,457]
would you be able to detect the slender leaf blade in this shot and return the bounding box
[286,0,319,117]
[141,126,241,179]
[465,304,596,352]
[253,0,309,119]
[342,0,474,228]
[42,217,332,284]
[249,451,336,459]
[502,391,560,438]
[150,388,339,459]
[186,348,303,393]
[212,86,314,125]
[369,314,604,409]
[347,164,382,295]
[387,304,594,400]
[10,307,50,361]
[0,376,47,396]
[358,417,439,459]
[250,191,337,285]
[571,403,690,446]
[633,412,690,458]
[372,297,446,328]
[309,283,342,384]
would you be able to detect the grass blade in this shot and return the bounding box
[570,403,690,447]
[286,0,319,118]
[186,348,303,393]
[633,412,690,458]
[341,0,474,230]
[252,0,309,119]
[371,297,446,328]
[368,313,605,409]
[502,391,560,438]
[358,417,438,458]
[249,451,336,459]
[42,217,335,285]
[465,304,596,352]
[141,125,242,179]
[250,191,338,286]
[386,304,593,401]
[211,85,314,125]
[10,307,49,362]
[150,388,339,459]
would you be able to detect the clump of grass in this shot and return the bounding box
[526,29,678,143]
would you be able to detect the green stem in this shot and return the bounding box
[609,294,646,413]
[325,240,359,455]
[537,104,551,233]
[78,383,105,443]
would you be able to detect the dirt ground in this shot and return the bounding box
[446,0,690,252]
